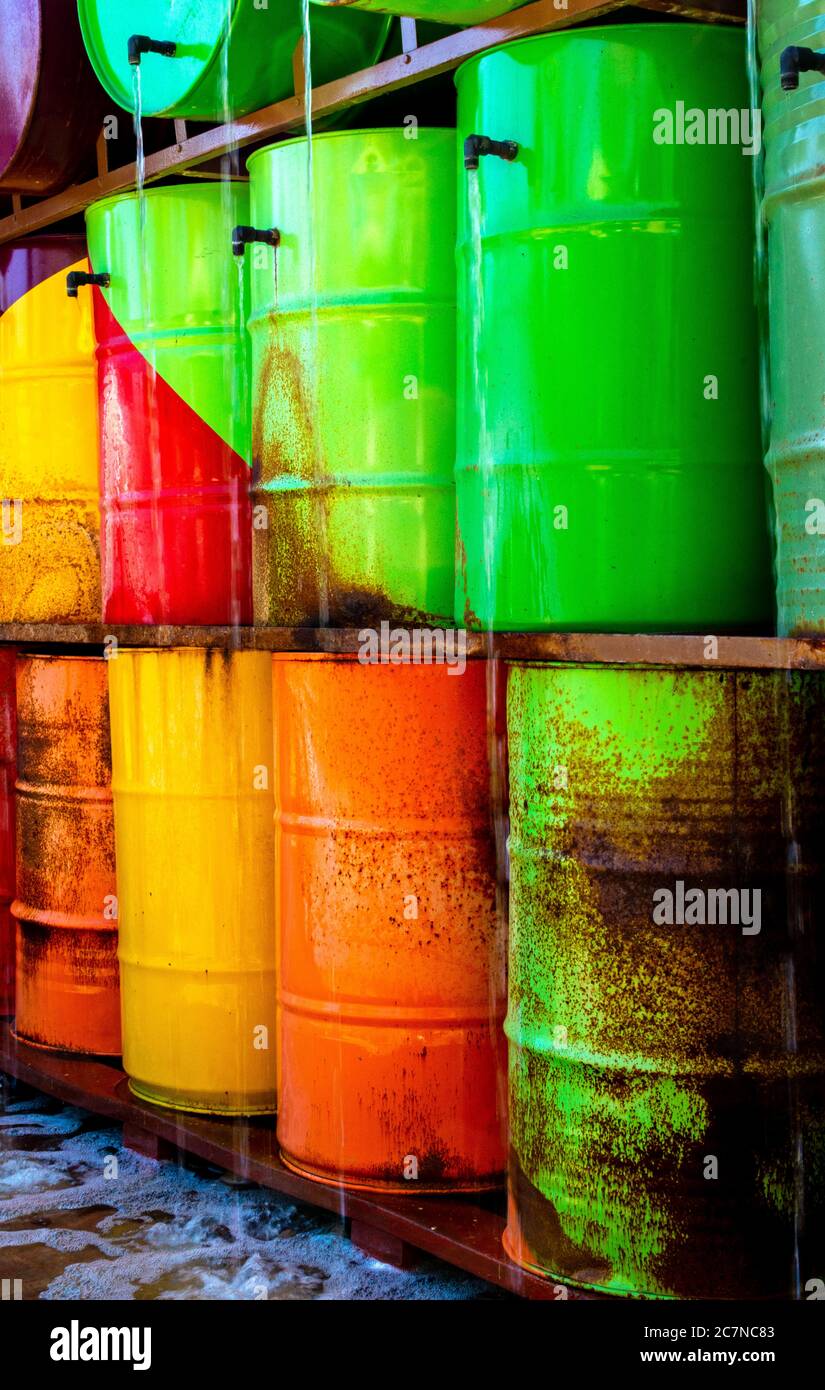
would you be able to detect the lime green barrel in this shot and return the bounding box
[310,0,523,27]
[78,0,389,119]
[456,25,771,632]
[505,662,825,1298]
[761,1,825,633]
[245,129,456,626]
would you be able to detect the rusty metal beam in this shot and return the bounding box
[0,0,745,245]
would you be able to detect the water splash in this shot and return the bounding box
[301,0,329,628]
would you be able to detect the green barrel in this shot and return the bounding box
[456,25,771,632]
[246,128,456,626]
[77,0,390,119]
[310,0,523,27]
[505,662,825,1298]
[761,0,825,633]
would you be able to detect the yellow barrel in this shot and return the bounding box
[107,648,276,1115]
[0,236,100,622]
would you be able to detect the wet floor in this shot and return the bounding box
[0,1077,502,1300]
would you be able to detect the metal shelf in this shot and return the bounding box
[0,0,744,245]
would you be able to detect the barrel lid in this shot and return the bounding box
[246,126,457,171]
[78,0,236,117]
[454,20,743,87]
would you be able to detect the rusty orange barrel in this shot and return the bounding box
[275,654,506,1191]
[12,655,120,1055]
[0,648,15,1017]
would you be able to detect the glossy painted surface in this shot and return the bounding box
[505,663,825,1298]
[0,650,15,1017]
[108,649,276,1115]
[78,0,389,119]
[13,656,120,1056]
[86,184,252,625]
[761,0,825,633]
[456,26,770,631]
[249,130,456,626]
[310,0,520,25]
[0,238,101,623]
[275,656,505,1190]
[0,0,104,194]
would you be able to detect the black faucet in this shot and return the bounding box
[66,271,110,299]
[232,226,281,258]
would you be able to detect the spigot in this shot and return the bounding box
[128,34,177,66]
[232,225,281,258]
[780,45,825,91]
[66,270,110,298]
[464,134,519,171]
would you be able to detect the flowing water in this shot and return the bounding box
[301,0,330,628]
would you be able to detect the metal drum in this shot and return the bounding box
[275,655,505,1190]
[78,0,389,120]
[0,0,104,194]
[505,662,825,1298]
[0,237,101,624]
[761,0,825,633]
[13,655,120,1056]
[108,649,276,1115]
[85,183,252,625]
[0,650,15,1017]
[245,129,456,626]
[455,25,771,631]
[310,0,521,26]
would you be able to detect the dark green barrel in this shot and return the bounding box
[505,663,825,1298]
[761,0,825,633]
[455,25,771,631]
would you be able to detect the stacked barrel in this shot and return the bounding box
[0,0,821,1302]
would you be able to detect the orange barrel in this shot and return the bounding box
[12,655,120,1055]
[274,655,506,1191]
[0,648,15,1016]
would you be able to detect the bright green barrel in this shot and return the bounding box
[505,662,825,1298]
[309,0,523,27]
[77,0,390,119]
[456,25,771,632]
[246,129,456,626]
[761,0,825,633]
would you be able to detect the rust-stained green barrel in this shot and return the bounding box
[761,0,825,633]
[78,0,389,120]
[456,26,771,631]
[505,663,825,1298]
[247,129,456,626]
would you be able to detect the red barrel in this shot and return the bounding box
[0,0,105,195]
[0,649,15,1017]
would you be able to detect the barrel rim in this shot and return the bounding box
[246,125,457,172]
[85,179,249,220]
[454,20,744,88]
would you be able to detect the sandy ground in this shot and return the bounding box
[0,1077,504,1301]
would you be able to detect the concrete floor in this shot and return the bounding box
[0,1078,504,1301]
